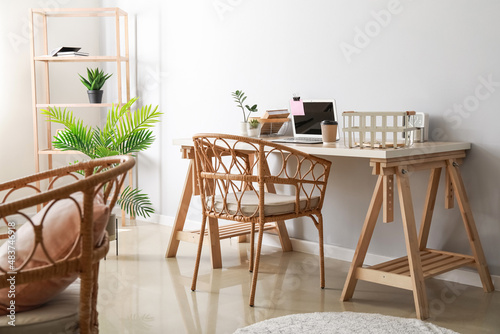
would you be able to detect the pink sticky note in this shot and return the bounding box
[290,99,305,116]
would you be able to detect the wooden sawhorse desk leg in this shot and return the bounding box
[340,175,383,302]
[445,159,494,291]
[341,155,494,320]
[165,160,223,269]
[417,162,493,292]
[396,166,429,319]
[341,170,430,319]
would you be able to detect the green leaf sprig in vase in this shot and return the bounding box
[247,118,261,137]
[231,90,258,136]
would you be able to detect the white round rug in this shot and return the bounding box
[234,312,459,334]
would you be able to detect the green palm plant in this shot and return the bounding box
[41,97,161,218]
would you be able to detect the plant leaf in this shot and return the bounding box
[117,186,154,218]
[80,67,112,91]
[44,98,161,216]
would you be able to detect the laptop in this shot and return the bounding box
[273,99,339,144]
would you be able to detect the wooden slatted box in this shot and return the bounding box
[342,111,417,149]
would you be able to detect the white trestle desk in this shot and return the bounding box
[166,137,494,320]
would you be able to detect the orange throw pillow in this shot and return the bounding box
[0,192,109,314]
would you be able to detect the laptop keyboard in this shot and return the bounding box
[293,137,322,142]
[273,137,323,143]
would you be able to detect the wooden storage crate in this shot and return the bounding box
[258,118,289,135]
[342,111,417,149]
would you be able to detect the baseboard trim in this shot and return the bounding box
[154,215,500,291]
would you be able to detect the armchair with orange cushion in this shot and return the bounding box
[190,134,332,306]
[0,156,134,334]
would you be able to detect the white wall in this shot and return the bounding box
[0,0,102,183]
[3,1,500,277]
[130,0,500,275]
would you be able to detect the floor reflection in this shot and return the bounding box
[166,241,305,333]
[97,222,500,334]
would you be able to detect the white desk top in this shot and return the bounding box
[172,137,471,160]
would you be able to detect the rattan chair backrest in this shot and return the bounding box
[193,134,332,221]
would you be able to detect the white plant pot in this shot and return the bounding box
[247,124,261,137]
[240,121,248,136]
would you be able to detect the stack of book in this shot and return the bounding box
[255,109,290,135]
[50,46,89,57]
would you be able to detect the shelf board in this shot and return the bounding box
[354,249,476,291]
[175,222,278,245]
[366,249,475,279]
[34,56,128,62]
[194,222,277,240]
[32,7,127,17]
[39,149,84,155]
[37,103,117,108]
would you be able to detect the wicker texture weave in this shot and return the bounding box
[190,134,332,306]
[0,156,135,333]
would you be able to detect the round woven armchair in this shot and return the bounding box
[0,155,135,334]
[190,134,332,306]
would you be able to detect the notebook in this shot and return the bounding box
[272,99,339,144]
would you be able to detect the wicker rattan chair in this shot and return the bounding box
[190,134,332,306]
[0,156,134,334]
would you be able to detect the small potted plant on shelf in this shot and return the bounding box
[247,118,261,137]
[41,97,161,219]
[231,90,258,136]
[79,67,113,104]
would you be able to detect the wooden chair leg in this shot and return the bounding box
[249,223,265,307]
[396,166,429,320]
[207,217,222,269]
[446,160,494,292]
[249,222,255,272]
[317,214,325,289]
[191,215,208,291]
[80,268,93,334]
[341,175,384,301]
[91,262,100,331]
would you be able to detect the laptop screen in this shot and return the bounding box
[293,101,336,136]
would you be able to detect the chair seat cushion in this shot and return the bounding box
[208,192,320,217]
[0,280,80,333]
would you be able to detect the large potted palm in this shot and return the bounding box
[42,97,161,219]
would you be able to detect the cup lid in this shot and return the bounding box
[321,120,338,125]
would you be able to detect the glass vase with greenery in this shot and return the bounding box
[231,90,258,122]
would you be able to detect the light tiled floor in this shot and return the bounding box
[98,221,500,333]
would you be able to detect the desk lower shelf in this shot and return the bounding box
[355,249,475,290]
[175,222,277,244]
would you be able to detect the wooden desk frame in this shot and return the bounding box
[340,150,494,319]
[166,139,494,319]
